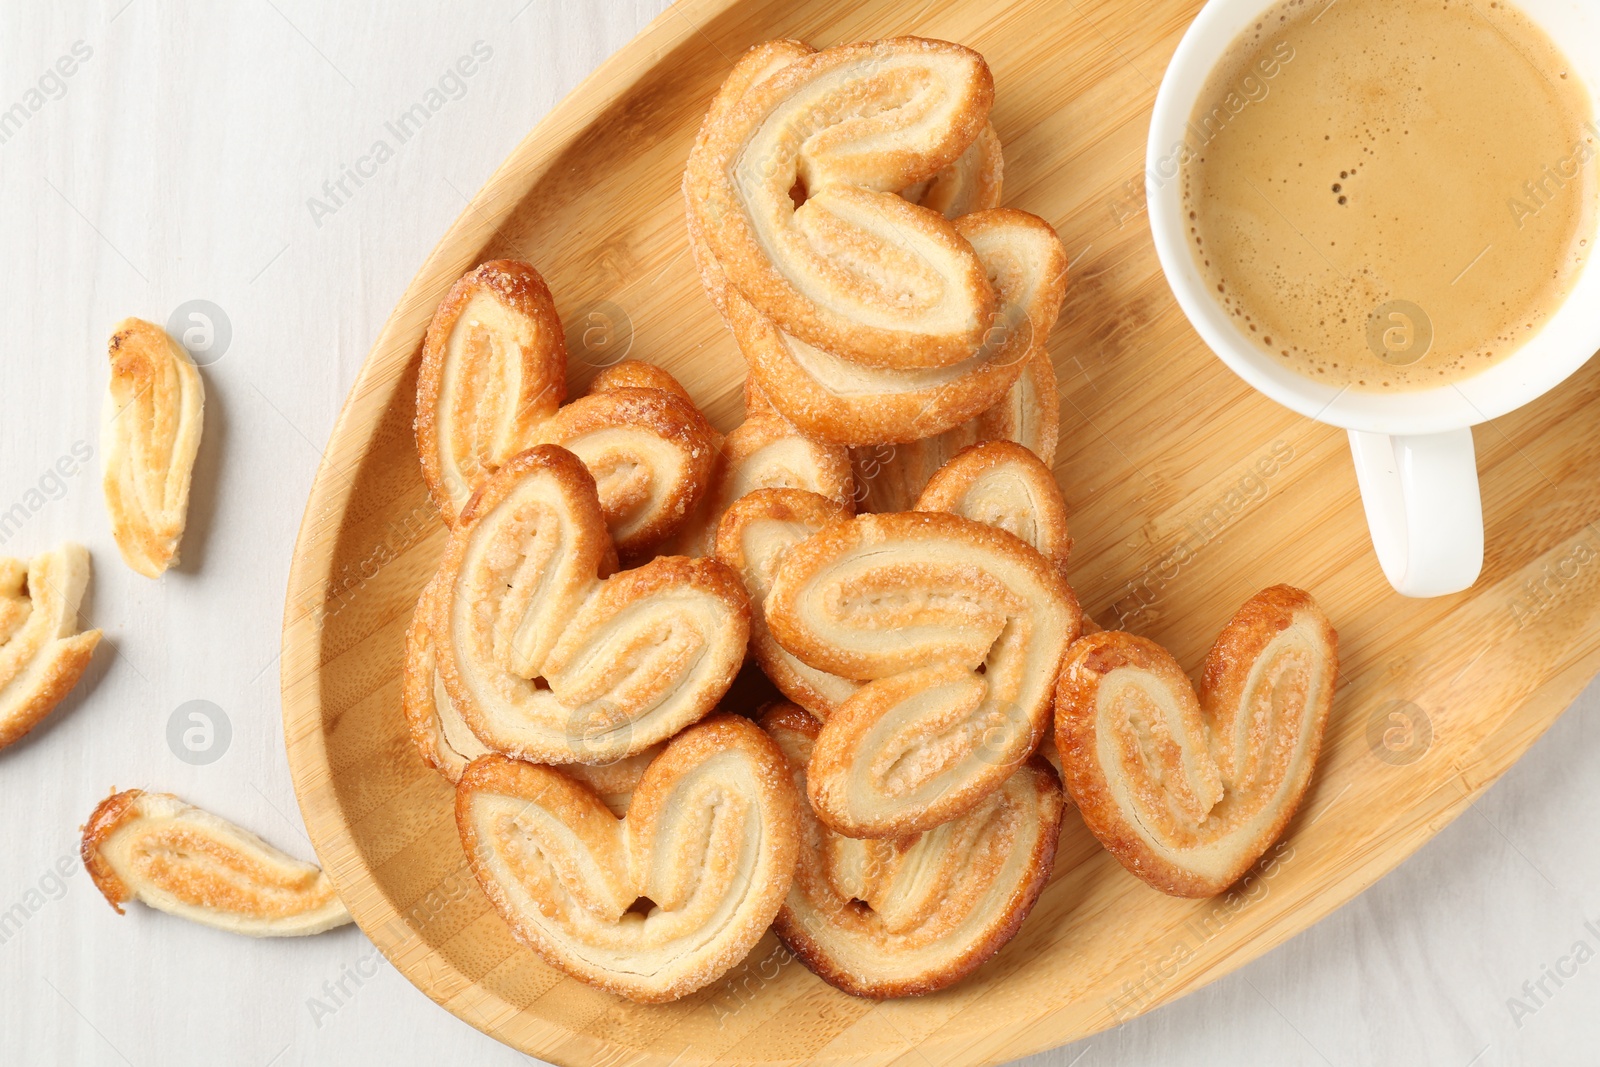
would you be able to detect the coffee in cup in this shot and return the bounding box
[1181,0,1598,391]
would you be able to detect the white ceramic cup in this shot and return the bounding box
[1147,0,1600,597]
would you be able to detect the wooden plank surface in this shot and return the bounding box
[278,0,1600,1064]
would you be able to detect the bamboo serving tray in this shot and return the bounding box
[279,0,1600,1062]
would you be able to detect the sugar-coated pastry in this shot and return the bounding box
[763,704,1062,997]
[663,412,854,559]
[733,210,1067,445]
[416,262,717,555]
[899,122,1005,218]
[81,789,350,936]
[101,318,204,578]
[766,510,1080,837]
[1055,586,1338,897]
[456,714,800,1002]
[969,343,1059,456]
[686,37,1064,445]
[743,377,780,419]
[686,39,818,326]
[851,347,1058,513]
[433,445,749,764]
[405,567,671,791]
[0,545,101,751]
[531,368,719,558]
[585,358,695,401]
[686,39,1004,328]
[914,441,1071,574]
[416,260,567,524]
[402,574,490,782]
[715,489,860,720]
[556,743,665,819]
[725,447,1077,833]
[689,38,997,370]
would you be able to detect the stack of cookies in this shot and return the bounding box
[401,35,1339,1006]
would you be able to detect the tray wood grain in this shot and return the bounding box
[280,0,1600,1062]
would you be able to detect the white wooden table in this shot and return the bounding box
[1,3,1596,1064]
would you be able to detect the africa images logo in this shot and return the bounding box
[306,41,494,227]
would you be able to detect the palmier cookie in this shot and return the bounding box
[689,38,996,370]
[851,346,1057,513]
[415,260,716,554]
[716,489,861,720]
[403,571,670,786]
[456,714,800,1003]
[540,364,720,559]
[899,121,1004,219]
[432,445,749,764]
[402,573,489,782]
[82,789,350,936]
[763,703,1062,998]
[416,260,565,522]
[733,209,1067,445]
[914,440,1070,574]
[0,545,101,751]
[686,40,1003,327]
[719,443,1071,727]
[102,318,204,577]
[662,411,854,559]
[767,511,1080,837]
[1056,586,1338,897]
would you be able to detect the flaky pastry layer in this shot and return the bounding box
[715,488,860,720]
[662,411,854,559]
[851,347,1058,513]
[914,440,1071,574]
[402,572,490,782]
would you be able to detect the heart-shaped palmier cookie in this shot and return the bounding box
[404,570,671,786]
[730,208,1068,446]
[689,37,996,370]
[415,261,716,555]
[1055,585,1338,897]
[686,38,1065,445]
[766,510,1080,837]
[432,445,749,764]
[456,714,800,1003]
[762,703,1062,998]
[685,39,1003,329]
[717,438,1072,724]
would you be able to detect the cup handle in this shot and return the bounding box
[1347,428,1484,598]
